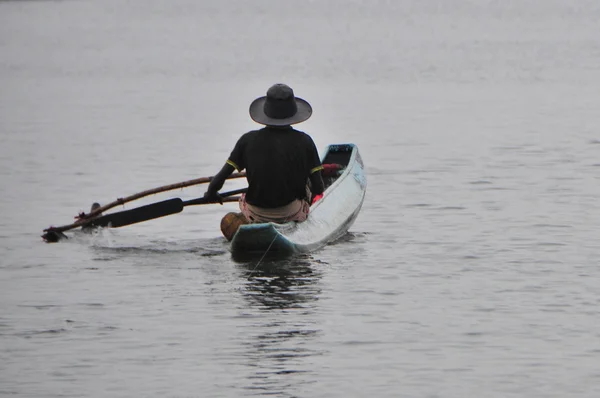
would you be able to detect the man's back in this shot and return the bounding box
[228,127,321,208]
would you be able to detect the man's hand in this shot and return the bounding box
[204,190,223,204]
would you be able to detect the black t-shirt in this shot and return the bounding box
[226,127,323,208]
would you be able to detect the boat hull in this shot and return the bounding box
[230,143,366,256]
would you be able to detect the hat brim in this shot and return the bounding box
[249,96,312,126]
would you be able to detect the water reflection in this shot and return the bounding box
[237,255,324,396]
[240,255,321,309]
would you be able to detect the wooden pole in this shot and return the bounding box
[75,172,246,220]
[42,194,243,239]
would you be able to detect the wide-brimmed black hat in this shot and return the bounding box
[249,84,312,126]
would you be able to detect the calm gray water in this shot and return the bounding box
[1,1,600,397]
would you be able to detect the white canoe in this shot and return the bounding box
[230,143,366,256]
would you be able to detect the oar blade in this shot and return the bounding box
[88,198,184,228]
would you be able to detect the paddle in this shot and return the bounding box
[85,187,247,228]
[75,172,246,220]
[42,188,247,242]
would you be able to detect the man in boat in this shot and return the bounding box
[204,83,325,240]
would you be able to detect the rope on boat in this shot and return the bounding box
[246,234,279,280]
